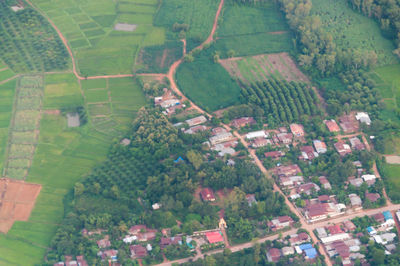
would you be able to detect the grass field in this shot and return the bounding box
[311,0,397,66]
[154,0,220,51]
[31,0,164,76]
[381,162,400,203]
[176,51,241,111]
[214,2,293,58]
[0,73,146,264]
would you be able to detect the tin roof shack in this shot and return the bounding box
[209,132,235,146]
[349,137,365,151]
[272,164,302,177]
[365,192,381,203]
[231,117,256,128]
[185,116,207,127]
[266,248,281,262]
[319,176,332,190]
[300,146,318,161]
[313,140,327,154]
[339,115,359,133]
[264,150,285,159]
[130,245,148,259]
[252,137,273,148]
[277,133,293,144]
[334,141,352,156]
[296,183,320,195]
[324,119,341,132]
[267,216,294,231]
[349,194,362,210]
[279,176,304,189]
[290,124,305,138]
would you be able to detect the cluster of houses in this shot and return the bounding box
[54,256,88,266]
[317,210,399,265]
[266,232,318,263]
[325,112,371,134]
[155,89,185,115]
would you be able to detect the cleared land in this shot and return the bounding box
[31,0,164,76]
[0,178,41,233]
[214,2,293,57]
[311,0,397,66]
[220,53,309,84]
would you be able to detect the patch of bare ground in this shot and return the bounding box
[268,31,288,35]
[160,49,168,69]
[0,178,41,233]
[43,109,60,115]
[219,58,248,83]
[385,155,400,164]
[279,53,310,83]
[267,53,298,81]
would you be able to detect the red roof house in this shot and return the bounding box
[267,248,281,262]
[324,119,341,132]
[200,188,216,202]
[327,224,343,235]
[205,231,224,243]
[232,117,256,128]
[264,150,285,159]
[290,124,305,137]
[130,245,148,258]
[365,192,381,203]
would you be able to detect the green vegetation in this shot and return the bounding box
[311,0,397,66]
[240,79,319,124]
[0,2,69,73]
[176,50,242,111]
[214,1,293,57]
[31,0,164,76]
[378,160,400,203]
[154,0,220,50]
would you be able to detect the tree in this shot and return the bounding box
[186,150,203,170]
[74,182,85,196]
[371,248,385,265]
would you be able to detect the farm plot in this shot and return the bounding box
[219,53,310,84]
[311,0,397,66]
[0,2,68,73]
[154,0,220,51]
[3,76,43,180]
[214,2,293,58]
[31,0,163,76]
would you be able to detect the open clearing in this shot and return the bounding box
[220,53,309,84]
[0,178,41,233]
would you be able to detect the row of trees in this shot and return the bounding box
[0,3,68,73]
[240,79,319,124]
[347,0,400,57]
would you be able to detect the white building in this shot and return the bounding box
[246,130,267,139]
[362,174,377,182]
[320,233,350,244]
[356,112,371,125]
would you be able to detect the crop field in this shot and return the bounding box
[0,73,146,264]
[176,51,242,111]
[381,163,400,202]
[219,53,310,84]
[311,0,397,66]
[214,2,293,58]
[0,2,68,73]
[2,76,43,180]
[154,0,220,50]
[31,0,164,76]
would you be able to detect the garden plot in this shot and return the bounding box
[3,76,43,180]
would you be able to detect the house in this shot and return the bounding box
[160,99,180,108]
[99,250,118,261]
[185,115,207,127]
[266,248,281,262]
[277,133,293,144]
[130,245,148,258]
[246,130,268,139]
[282,246,295,256]
[218,148,235,157]
[205,231,224,243]
[329,241,350,259]
[305,202,344,222]
[264,150,285,159]
[296,183,320,195]
[382,211,395,229]
[362,174,377,186]
[184,125,208,134]
[152,203,161,210]
[232,117,256,128]
[313,140,327,154]
[365,192,380,203]
[339,115,359,133]
[127,225,157,242]
[334,141,352,156]
[289,232,310,245]
[316,227,328,238]
[349,137,365,150]
[76,255,88,266]
[355,112,371,125]
[268,216,294,231]
[320,233,350,244]
[212,127,227,135]
[279,176,304,189]
[353,161,363,168]
[373,213,385,223]
[290,124,305,137]
[343,220,356,232]
[324,119,341,132]
[246,194,257,206]
[252,137,273,148]
[300,146,318,160]
[327,224,344,235]
[349,194,362,209]
[209,132,234,146]
[67,113,80,127]
[367,226,377,235]
[349,177,363,187]
[120,138,131,146]
[272,164,302,177]
[200,188,216,202]
[319,176,331,190]
[160,236,182,249]
[97,238,111,249]
[304,247,318,259]
[373,233,396,245]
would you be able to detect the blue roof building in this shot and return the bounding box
[304,248,317,259]
[383,211,393,221]
[174,156,184,163]
[367,226,377,235]
[299,243,313,250]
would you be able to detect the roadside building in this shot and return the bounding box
[272,164,302,177]
[266,248,281,262]
[232,117,256,128]
[349,194,362,210]
[268,216,294,231]
[184,125,208,134]
[280,175,304,189]
[252,137,273,148]
[205,231,224,244]
[185,116,207,127]
[365,192,381,203]
[264,150,285,159]
[209,132,234,146]
[246,130,268,139]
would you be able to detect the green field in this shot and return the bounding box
[214,2,293,58]
[311,0,397,66]
[381,162,400,203]
[154,0,220,51]
[176,51,241,111]
[31,0,164,76]
[0,73,146,264]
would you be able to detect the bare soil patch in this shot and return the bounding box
[385,155,400,164]
[44,109,60,115]
[160,50,168,69]
[0,178,41,233]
